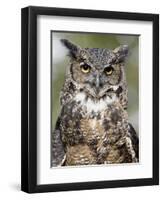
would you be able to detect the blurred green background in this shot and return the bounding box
[52,31,139,134]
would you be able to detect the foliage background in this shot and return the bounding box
[52,31,139,134]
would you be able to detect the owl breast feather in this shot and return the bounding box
[60,92,132,165]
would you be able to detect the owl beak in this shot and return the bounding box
[94,76,102,96]
[95,76,100,88]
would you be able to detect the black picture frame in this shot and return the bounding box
[21,6,159,193]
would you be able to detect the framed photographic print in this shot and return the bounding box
[21,6,159,193]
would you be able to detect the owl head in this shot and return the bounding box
[61,39,128,101]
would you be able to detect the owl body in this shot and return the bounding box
[51,39,138,167]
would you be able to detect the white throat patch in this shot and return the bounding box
[74,92,117,113]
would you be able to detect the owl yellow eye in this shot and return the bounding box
[104,66,113,75]
[80,64,91,73]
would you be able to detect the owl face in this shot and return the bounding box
[61,39,128,99]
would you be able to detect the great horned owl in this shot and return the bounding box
[51,39,139,167]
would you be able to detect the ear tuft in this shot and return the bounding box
[60,39,79,58]
[113,45,129,62]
